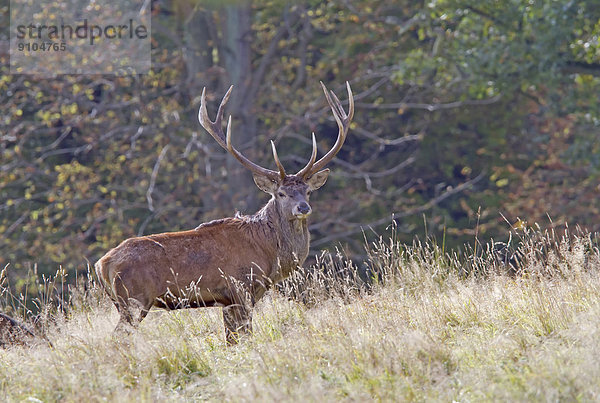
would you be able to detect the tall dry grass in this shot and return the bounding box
[1,226,600,401]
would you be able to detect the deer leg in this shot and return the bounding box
[138,300,154,322]
[110,274,133,333]
[112,273,155,334]
[114,302,136,334]
[222,304,252,344]
[115,295,155,333]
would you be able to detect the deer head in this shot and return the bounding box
[97,82,354,344]
[198,82,354,221]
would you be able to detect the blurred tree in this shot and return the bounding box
[0,0,599,288]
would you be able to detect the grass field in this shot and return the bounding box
[1,227,600,401]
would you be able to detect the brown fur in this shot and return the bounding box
[96,175,320,343]
[97,82,352,343]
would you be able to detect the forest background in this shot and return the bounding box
[1,0,599,287]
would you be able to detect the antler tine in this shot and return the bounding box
[270,140,286,179]
[301,81,354,176]
[198,86,233,149]
[328,89,346,122]
[346,81,355,121]
[199,87,281,182]
[224,116,282,181]
[296,132,318,179]
[216,86,233,125]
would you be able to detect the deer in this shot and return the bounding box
[95,81,354,343]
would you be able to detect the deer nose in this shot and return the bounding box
[295,202,312,217]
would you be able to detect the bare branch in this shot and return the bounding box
[245,7,300,106]
[146,145,170,212]
[332,156,415,179]
[352,126,423,146]
[311,172,486,247]
[357,95,502,111]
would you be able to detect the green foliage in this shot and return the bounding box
[1,0,599,280]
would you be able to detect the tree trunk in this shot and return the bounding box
[178,2,220,215]
[222,3,259,213]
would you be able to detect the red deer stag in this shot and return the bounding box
[96,82,354,343]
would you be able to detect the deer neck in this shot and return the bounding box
[254,198,310,278]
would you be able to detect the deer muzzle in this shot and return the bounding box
[293,202,312,218]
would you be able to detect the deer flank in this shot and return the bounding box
[95,82,354,343]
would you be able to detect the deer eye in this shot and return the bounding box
[278,192,286,198]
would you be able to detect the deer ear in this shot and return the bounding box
[307,169,330,190]
[253,174,279,194]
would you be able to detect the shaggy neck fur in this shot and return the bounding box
[249,197,310,280]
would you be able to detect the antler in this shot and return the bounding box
[198,86,285,182]
[199,82,353,182]
[296,81,354,179]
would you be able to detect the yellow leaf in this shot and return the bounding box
[514,219,527,230]
[496,178,508,187]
